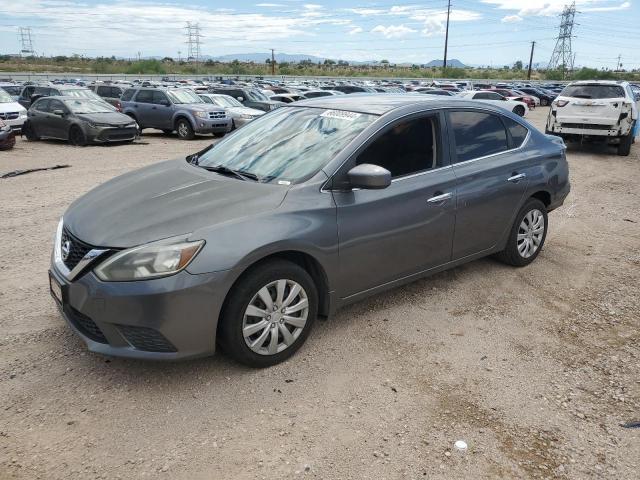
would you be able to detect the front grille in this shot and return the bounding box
[0,112,19,120]
[117,325,177,353]
[208,111,226,119]
[61,227,94,271]
[560,123,614,130]
[106,129,136,140]
[67,307,108,343]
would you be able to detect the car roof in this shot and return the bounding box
[569,80,627,86]
[295,93,473,115]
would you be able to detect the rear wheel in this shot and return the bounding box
[22,122,39,141]
[495,198,548,267]
[513,105,526,117]
[218,259,318,367]
[541,98,549,107]
[176,119,195,140]
[68,125,86,146]
[617,130,633,156]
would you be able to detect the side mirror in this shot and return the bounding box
[237,96,244,102]
[347,164,391,190]
[53,109,65,116]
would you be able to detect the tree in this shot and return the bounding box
[513,60,523,70]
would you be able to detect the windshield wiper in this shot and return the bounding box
[199,164,261,182]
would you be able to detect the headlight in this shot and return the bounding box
[94,238,204,281]
[194,111,208,119]
[88,122,112,128]
[239,113,254,120]
[126,122,137,128]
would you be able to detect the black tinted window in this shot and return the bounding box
[356,116,439,177]
[134,90,153,103]
[503,117,529,148]
[97,86,110,96]
[22,86,35,98]
[450,111,508,162]
[33,99,50,112]
[49,99,66,112]
[561,84,625,99]
[121,89,135,101]
[152,91,168,104]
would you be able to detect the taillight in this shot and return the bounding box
[555,100,569,107]
[115,101,122,112]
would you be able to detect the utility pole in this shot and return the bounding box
[443,0,451,71]
[527,41,536,80]
[270,48,276,75]
[177,50,181,62]
[616,54,622,71]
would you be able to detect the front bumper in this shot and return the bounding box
[88,126,137,143]
[193,117,232,134]
[231,116,260,128]
[49,263,232,360]
[3,115,27,131]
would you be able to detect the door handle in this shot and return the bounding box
[427,192,453,204]
[508,173,526,183]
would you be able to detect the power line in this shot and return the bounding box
[548,2,577,79]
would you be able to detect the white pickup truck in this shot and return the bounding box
[546,80,639,156]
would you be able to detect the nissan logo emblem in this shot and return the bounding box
[61,240,71,261]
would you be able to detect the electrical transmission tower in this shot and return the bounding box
[185,22,203,67]
[548,2,577,79]
[18,27,36,57]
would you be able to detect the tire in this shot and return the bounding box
[22,122,39,141]
[218,259,318,368]
[230,120,237,131]
[495,198,548,267]
[513,105,526,117]
[162,129,173,135]
[176,118,195,140]
[617,131,633,156]
[68,125,87,146]
[541,98,549,107]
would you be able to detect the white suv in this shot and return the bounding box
[546,80,639,156]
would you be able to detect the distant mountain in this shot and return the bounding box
[424,59,466,68]
[205,53,327,64]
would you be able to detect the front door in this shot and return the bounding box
[332,112,457,298]
[447,110,532,260]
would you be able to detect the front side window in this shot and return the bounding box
[196,107,376,184]
[134,90,153,103]
[561,84,625,99]
[449,111,509,163]
[49,99,66,113]
[121,89,135,102]
[356,115,440,178]
[33,99,51,112]
[152,91,168,105]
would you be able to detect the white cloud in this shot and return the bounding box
[348,26,363,35]
[502,14,523,23]
[256,3,286,7]
[371,24,416,39]
[482,0,630,17]
[583,1,631,12]
[304,4,323,10]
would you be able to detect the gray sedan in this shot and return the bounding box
[198,93,264,129]
[49,95,570,367]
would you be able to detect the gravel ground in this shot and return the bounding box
[1,109,639,479]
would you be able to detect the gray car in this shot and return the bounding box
[49,95,570,367]
[121,87,232,139]
[198,93,264,129]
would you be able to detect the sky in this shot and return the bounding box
[0,0,639,69]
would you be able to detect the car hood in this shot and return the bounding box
[77,111,133,125]
[184,104,225,113]
[229,106,264,116]
[63,159,288,248]
[0,101,26,113]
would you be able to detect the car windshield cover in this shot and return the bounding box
[561,84,625,99]
[0,89,13,103]
[167,89,203,104]
[196,107,377,184]
[246,90,269,102]
[67,99,115,114]
[64,89,100,99]
[216,96,242,107]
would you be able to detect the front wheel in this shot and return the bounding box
[176,119,195,140]
[68,125,87,146]
[218,259,318,367]
[513,105,526,117]
[23,122,39,141]
[495,198,548,267]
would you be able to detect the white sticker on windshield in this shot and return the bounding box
[320,110,362,121]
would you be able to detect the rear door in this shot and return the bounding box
[131,89,154,127]
[447,109,532,260]
[333,111,457,297]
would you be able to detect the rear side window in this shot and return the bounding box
[121,89,135,101]
[561,84,625,99]
[96,86,109,96]
[503,117,529,148]
[134,90,153,103]
[449,111,508,162]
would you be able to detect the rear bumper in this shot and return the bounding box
[49,264,232,360]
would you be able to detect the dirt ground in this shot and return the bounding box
[0,108,638,480]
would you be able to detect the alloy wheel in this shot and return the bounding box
[517,209,545,258]
[178,122,189,138]
[242,279,309,356]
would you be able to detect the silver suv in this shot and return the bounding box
[121,87,232,139]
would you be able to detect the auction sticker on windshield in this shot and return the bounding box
[320,110,362,121]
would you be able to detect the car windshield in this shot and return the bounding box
[167,89,203,104]
[64,89,101,100]
[0,89,13,103]
[246,89,269,102]
[561,84,625,99]
[66,99,115,114]
[196,107,377,183]
[213,96,242,107]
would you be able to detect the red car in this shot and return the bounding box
[487,89,536,109]
[0,119,16,150]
